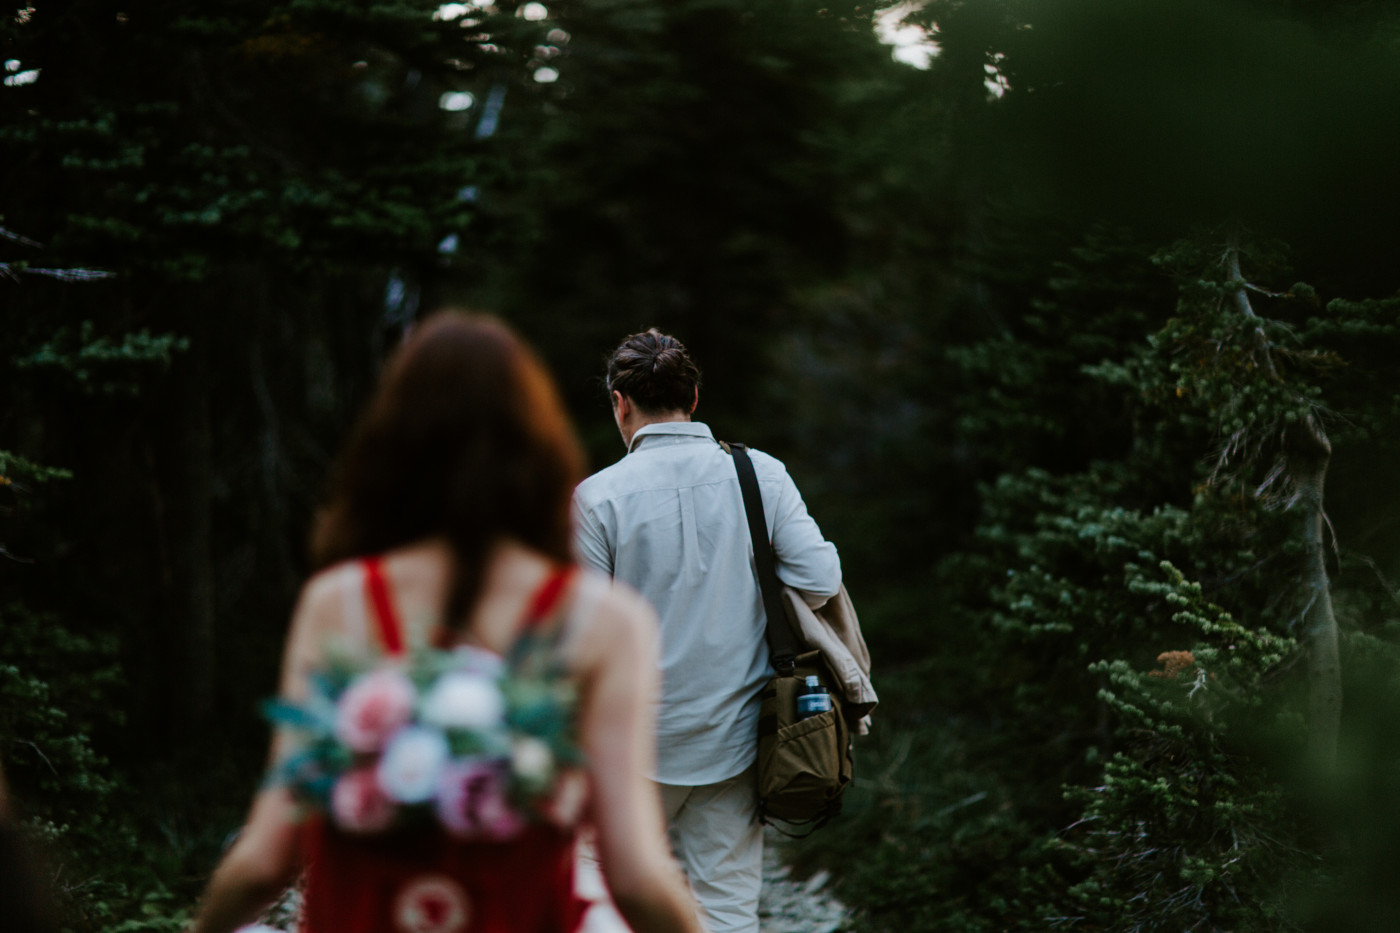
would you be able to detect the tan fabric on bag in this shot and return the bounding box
[755,652,852,823]
[780,584,878,734]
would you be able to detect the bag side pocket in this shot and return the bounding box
[757,707,850,822]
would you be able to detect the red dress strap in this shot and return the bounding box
[362,557,405,657]
[521,567,576,633]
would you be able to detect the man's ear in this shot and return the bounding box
[689,386,699,414]
[612,390,630,419]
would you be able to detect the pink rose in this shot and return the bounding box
[436,759,526,841]
[334,668,416,754]
[331,766,396,833]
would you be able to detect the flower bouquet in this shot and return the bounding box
[263,644,586,839]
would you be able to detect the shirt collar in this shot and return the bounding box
[627,421,716,454]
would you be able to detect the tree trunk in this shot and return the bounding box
[1290,414,1341,763]
[1227,235,1341,763]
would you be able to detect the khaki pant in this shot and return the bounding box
[657,767,764,933]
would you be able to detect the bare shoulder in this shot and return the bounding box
[286,561,366,648]
[296,562,356,616]
[566,569,658,667]
[300,562,353,606]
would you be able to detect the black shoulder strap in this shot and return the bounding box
[726,442,803,672]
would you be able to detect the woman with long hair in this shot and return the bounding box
[189,313,701,933]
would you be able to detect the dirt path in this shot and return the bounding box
[758,829,852,932]
[576,827,851,933]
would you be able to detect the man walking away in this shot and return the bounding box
[573,329,842,933]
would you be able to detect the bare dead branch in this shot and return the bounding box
[14,740,58,776]
[1225,233,1281,382]
[0,226,42,247]
[1323,509,1341,571]
[1254,458,1287,497]
[24,267,116,282]
[1243,281,1288,299]
[0,542,35,563]
[1350,553,1400,608]
[1290,589,1320,632]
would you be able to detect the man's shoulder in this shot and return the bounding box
[740,443,783,465]
[735,444,791,481]
[574,458,631,505]
[574,450,669,506]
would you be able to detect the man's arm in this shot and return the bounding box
[572,494,615,576]
[765,460,842,605]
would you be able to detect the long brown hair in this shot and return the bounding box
[311,312,583,628]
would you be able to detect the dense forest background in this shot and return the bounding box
[5,1,1400,930]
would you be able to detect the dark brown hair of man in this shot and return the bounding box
[312,311,584,632]
[605,328,702,415]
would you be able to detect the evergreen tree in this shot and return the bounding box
[2,3,548,927]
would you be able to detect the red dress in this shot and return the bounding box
[298,559,589,933]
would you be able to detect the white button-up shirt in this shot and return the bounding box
[572,421,841,784]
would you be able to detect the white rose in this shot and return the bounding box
[450,644,506,679]
[420,672,506,732]
[377,726,450,803]
[511,736,555,785]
